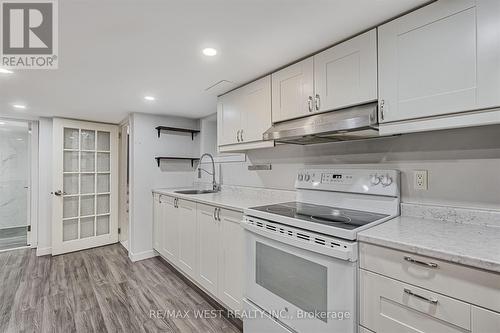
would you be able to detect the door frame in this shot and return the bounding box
[118,121,129,250]
[51,118,119,255]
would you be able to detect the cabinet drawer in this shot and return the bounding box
[360,269,471,332]
[359,243,500,312]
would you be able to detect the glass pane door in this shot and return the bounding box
[62,128,111,241]
[0,119,30,250]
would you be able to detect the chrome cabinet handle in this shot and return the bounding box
[380,99,385,121]
[314,94,320,111]
[404,288,438,304]
[53,190,67,196]
[213,208,217,220]
[236,130,240,142]
[216,208,221,221]
[240,129,244,142]
[307,96,313,112]
[174,198,179,208]
[404,256,438,268]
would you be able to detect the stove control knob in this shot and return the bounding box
[298,174,304,181]
[370,174,381,186]
[304,174,310,182]
[380,174,393,187]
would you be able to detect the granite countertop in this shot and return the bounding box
[358,205,500,273]
[153,185,296,212]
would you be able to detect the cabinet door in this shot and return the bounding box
[196,204,219,295]
[240,75,272,143]
[314,29,377,113]
[161,195,178,263]
[153,194,162,252]
[378,0,500,123]
[272,58,314,122]
[472,306,500,333]
[217,208,244,312]
[217,92,241,146]
[177,199,197,277]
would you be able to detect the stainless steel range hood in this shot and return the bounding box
[263,103,379,145]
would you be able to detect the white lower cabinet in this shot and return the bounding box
[359,243,500,333]
[472,306,500,333]
[161,195,178,263]
[177,199,197,276]
[217,208,244,312]
[153,194,244,313]
[360,269,471,333]
[152,194,162,253]
[197,204,220,295]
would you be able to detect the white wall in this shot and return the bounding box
[128,113,199,260]
[199,113,500,210]
[37,117,53,255]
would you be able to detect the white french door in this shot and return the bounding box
[52,118,119,255]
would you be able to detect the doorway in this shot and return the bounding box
[0,119,31,251]
[51,118,119,255]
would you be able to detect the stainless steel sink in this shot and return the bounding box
[174,189,218,195]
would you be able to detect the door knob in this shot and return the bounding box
[53,190,67,196]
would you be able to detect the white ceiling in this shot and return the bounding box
[0,0,428,124]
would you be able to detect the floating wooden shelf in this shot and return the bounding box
[155,126,200,140]
[155,156,200,167]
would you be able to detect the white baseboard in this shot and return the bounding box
[129,249,157,262]
[120,240,128,250]
[36,246,52,256]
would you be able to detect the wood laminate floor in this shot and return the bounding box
[0,244,241,333]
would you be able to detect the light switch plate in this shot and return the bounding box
[414,170,428,190]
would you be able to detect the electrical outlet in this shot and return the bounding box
[414,170,428,190]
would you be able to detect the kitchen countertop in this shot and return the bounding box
[153,185,296,212]
[358,205,500,273]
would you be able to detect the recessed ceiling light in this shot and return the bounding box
[12,104,26,109]
[144,96,156,101]
[202,48,217,56]
[0,122,5,125]
[0,68,13,74]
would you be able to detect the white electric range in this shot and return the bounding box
[242,168,400,333]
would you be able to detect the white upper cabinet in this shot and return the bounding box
[217,75,273,151]
[270,29,377,123]
[272,58,314,122]
[314,29,378,113]
[240,76,272,142]
[217,92,240,146]
[378,0,500,123]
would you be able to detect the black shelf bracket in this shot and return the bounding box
[155,126,200,140]
[155,157,200,167]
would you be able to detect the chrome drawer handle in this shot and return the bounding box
[307,96,313,112]
[404,256,438,268]
[404,288,438,304]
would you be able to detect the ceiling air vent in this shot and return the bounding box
[204,80,236,96]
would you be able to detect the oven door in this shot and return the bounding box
[245,228,357,333]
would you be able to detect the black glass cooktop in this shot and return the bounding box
[250,202,388,230]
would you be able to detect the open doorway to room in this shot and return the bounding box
[0,119,32,251]
[118,122,129,250]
